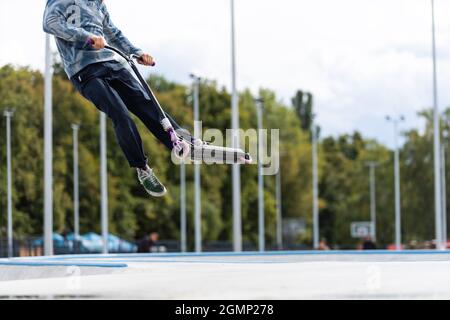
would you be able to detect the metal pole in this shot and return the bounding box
[72,124,80,240]
[230,0,242,252]
[386,116,404,250]
[394,120,402,250]
[441,144,447,247]
[431,0,443,250]
[4,111,13,257]
[100,113,108,254]
[366,162,378,241]
[255,99,265,252]
[276,165,283,250]
[394,121,403,250]
[44,33,53,256]
[312,122,319,249]
[191,75,202,253]
[180,162,187,252]
[370,164,377,242]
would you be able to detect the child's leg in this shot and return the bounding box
[111,69,189,150]
[76,76,148,168]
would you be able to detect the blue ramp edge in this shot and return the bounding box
[22,249,450,261]
[0,261,128,268]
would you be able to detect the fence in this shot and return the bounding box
[0,238,43,258]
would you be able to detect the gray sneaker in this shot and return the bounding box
[137,166,167,197]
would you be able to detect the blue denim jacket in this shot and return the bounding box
[43,0,144,78]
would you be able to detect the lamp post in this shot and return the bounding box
[311,119,319,249]
[71,124,80,242]
[365,161,379,241]
[230,0,242,252]
[431,0,444,250]
[441,144,447,247]
[386,115,405,250]
[276,164,283,250]
[190,74,202,253]
[44,33,53,256]
[180,161,187,253]
[255,98,265,252]
[100,113,108,254]
[4,110,13,257]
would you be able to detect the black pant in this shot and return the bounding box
[71,61,181,168]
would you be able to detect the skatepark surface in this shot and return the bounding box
[1,250,450,299]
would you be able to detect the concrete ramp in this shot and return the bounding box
[0,260,127,281]
[3,251,450,299]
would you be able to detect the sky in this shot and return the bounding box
[1,0,450,148]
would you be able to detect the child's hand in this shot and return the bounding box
[137,53,155,66]
[89,35,106,50]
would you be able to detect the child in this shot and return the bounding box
[43,0,188,197]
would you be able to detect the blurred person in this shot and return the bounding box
[148,232,159,252]
[422,239,436,249]
[137,232,166,253]
[362,236,377,250]
[408,240,418,250]
[318,238,330,250]
[138,232,158,253]
[430,239,437,249]
[61,228,70,239]
[43,0,193,197]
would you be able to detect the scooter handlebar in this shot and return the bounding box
[86,39,155,66]
[131,53,156,67]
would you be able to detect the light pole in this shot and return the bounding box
[44,33,53,256]
[365,161,379,241]
[441,144,447,247]
[276,164,283,250]
[4,110,13,257]
[431,0,444,250]
[180,161,187,252]
[230,0,242,252]
[386,115,405,250]
[311,119,319,249]
[100,113,108,254]
[71,124,80,242]
[255,98,265,252]
[190,74,202,253]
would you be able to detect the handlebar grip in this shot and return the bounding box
[131,54,156,67]
[139,58,156,67]
[86,38,94,46]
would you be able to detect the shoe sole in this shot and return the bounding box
[147,186,167,198]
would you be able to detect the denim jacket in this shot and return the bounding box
[43,0,143,78]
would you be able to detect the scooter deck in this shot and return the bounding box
[190,144,252,164]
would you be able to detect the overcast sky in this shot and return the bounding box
[1,0,450,147]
